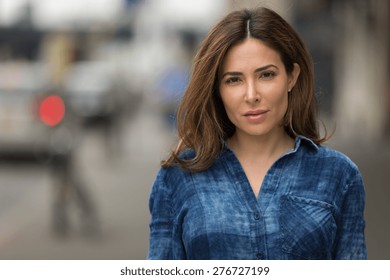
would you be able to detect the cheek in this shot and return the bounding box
[278,94,290,117]
[268,91,289,116]
[280,93,289,109]
[273,85,289,105]
[219,94,239,125]
[219,90,236,112]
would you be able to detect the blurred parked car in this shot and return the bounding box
[0,61,78,162]
[62,60,136,157]
[0,61,98,236]
[63,61,117,123]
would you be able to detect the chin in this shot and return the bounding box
[241,125,282,138]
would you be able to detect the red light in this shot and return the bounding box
[39,95,65,126]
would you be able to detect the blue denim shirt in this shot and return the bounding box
[148,136,367,260]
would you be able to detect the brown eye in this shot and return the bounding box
[260,71,276,79]
[225,77,241,84]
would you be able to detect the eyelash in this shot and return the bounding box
[260,71,276,79]
[224,71,276,84]
[225,77,241,84]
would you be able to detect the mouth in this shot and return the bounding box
[243,109,269,122]
[243,109,269,116]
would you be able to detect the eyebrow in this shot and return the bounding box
[221,64,278,78]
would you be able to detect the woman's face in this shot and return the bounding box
[219,38,300,140]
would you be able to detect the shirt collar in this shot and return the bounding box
[222,135,319,153]
[293,135,319,152]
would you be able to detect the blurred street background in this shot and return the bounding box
[0,0,389,259]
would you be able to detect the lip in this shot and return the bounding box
[243,109,269,122]
[243,109,269,116]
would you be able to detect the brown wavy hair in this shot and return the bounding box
[162,7,328,172]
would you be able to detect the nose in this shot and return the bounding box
[244,80,260,103]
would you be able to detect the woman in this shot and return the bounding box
[147,7,366,260]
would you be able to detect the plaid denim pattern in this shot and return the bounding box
[147,136,367,259]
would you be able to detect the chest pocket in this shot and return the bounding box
[280,195,336,259]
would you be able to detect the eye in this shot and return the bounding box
[259,71,276,79]
[225,76,242,84]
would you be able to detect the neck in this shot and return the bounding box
[227,129,294,161]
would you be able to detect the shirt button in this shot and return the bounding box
[254,213,260,220]
[256,252,263,259]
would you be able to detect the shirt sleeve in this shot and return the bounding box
[147,168,175,259]
[333,169,367,259]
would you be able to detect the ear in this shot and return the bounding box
[288,63,300,91]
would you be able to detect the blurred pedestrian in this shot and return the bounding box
[148,7,366,260]
[51,153,99,238]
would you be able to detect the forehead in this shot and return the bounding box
[221,38,283,71]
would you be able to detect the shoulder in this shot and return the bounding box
[153,147,227,190]
[149,165,191,211]
[297,136,362,185]
[152,149,198,193]
[314,145,363,191]
[316,145,359,172]
[153,164,190,190]
[177,148,197,161]
[298,136,359,171]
